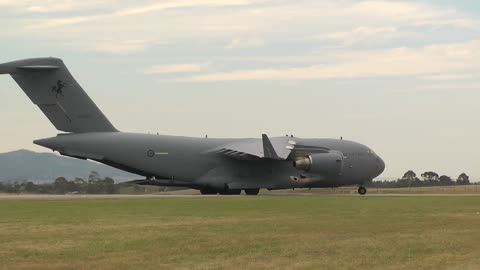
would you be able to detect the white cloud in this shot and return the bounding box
[4,0,478,59]
[28,0,259,29]
[349,0,445,21]
[190,39,480,81]
[0,0,111,12]
[316,26,399,45]
[94,39,151,54]
[412,18,479,29]
[225,37,265,49]
[419,74,476,81]
[417,83,480,91]
[145,64,206,74]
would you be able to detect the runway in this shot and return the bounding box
[1,192,480,200]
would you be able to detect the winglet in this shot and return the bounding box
[262,134,280,159]
[0,63,14,74]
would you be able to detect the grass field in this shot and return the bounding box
[1,196,480,270]
[264,185,480,195]
[119,184,480,196]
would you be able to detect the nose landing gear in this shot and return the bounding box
[358,186,367,195]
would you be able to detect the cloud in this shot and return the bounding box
[145,64,207,74]
[412,18,479,29]
[349,1,445,21]
[190,39,480,81]
[225,37,265,49]
[94,39,151,54]
[5,0,478,60]
[419,74,476,81]
[28,0,258,29]
[417,83,480,91]
[0,0,111,12]
[315,26,399,45]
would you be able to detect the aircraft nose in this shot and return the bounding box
[375,156,385,176]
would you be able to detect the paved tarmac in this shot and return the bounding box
[1,193,479,200]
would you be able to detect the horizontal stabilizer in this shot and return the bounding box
[17,65,59,71]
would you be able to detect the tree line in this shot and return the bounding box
[0,171,117,194]
[0,170,475,194]
[371,170,471,188]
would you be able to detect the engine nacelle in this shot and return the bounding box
[293,152,344,176]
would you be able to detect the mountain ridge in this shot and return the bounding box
[0,149,138,182]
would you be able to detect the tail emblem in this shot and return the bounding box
[51,80,67,98]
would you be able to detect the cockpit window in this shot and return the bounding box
[367,149,375,155]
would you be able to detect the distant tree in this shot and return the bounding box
[87,171,101,193]
[457,173,470,185]
[53,177,69,194]
[74,177,86,186]
[439,175,454,186]
[421,171,439,181]
[88,171,100,184]
[12,182,22,193]
[104,177,115,194]
[73,177,86,193]
[24,181,39,193]
[1,182,13,193]
[0,182,16,193]
[421,171,439,185]
[398,170,423,187]
[402,170,417,180]
[36,183,52,194]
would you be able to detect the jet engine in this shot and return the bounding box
[293,152,344,176]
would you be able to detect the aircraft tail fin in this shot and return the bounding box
[0,57,117,133]
[262,134,280,159]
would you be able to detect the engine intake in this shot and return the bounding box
[293,152,344,176]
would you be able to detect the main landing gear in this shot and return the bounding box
[244,188,260,196]
[200,187,217,195]
[358,186,367,195]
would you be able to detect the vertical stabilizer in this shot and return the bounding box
[0,57,117,133]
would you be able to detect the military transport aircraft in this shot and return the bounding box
[0,57,384,195]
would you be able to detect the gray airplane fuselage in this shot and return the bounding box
[34,132,385,190]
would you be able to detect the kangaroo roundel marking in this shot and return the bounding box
[51,80,67,98]
[147,150,155,158]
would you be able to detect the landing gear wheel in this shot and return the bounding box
[200,187,217,195]
[358,186,367,195]
[244,188,260,196]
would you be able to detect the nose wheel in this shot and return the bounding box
[358,186,367,195]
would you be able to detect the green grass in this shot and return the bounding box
[1,197,480,270]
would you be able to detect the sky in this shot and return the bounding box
[0,0,480,179]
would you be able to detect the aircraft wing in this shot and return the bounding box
[207,134,296,160]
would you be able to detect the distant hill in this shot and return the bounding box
[0,149,138,182]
